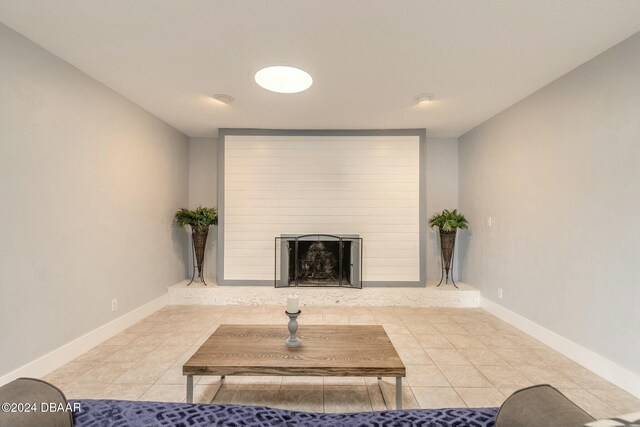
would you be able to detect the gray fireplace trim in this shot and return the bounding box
[217,128,427,287]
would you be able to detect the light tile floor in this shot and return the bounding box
[43,305,640,417]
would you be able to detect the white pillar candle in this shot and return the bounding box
[287,294,299,313]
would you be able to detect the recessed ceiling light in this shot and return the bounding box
[415,93,433,104]
[254,66,313,94]
[212,94,235,104]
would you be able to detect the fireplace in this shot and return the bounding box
[275,234,362,288]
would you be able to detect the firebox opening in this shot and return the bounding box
[275,234,362,289]
[288,240,352,286]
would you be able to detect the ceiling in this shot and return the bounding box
[1,1,640,138]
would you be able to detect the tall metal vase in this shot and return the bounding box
[188,225,209,285]
[437,229,458,288]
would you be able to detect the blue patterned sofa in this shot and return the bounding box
[0,379,598,427]
[70,399,498,427]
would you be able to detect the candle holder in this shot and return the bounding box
[285,310,302,347]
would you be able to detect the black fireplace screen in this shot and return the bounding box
[274,234,362,288]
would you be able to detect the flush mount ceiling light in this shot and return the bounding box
[212,94,235,104]
[254,66,313,93]
[415,93,434,104]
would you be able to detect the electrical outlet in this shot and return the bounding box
[497,288,503,299]
[111,298,118,312]
[487,216,492,227]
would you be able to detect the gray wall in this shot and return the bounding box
[426,138,459,282]
[187,136,458,283]
[0,23,189,376]
[459,32,640,374]
[188,137,218,279]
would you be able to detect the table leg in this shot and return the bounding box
[377,377,402,410]
[186,375,193,403]
[396,377,402,410]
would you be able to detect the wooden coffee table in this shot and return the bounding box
[183,324,406,409]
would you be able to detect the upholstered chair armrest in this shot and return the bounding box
[0,378,73,427]
[496,384,595,427]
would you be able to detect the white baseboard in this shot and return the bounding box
[481,297,640,399]
[0,294,167,386]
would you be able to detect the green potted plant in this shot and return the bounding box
[175,206,218,285]
[428,209,469,287]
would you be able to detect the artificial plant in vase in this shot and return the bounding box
[175,206,218,285]
[428,209,469,288]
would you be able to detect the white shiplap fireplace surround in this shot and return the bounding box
[217,129,426,287]
[170,128,479,307]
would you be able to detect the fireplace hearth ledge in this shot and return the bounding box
[167,281,479,307]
